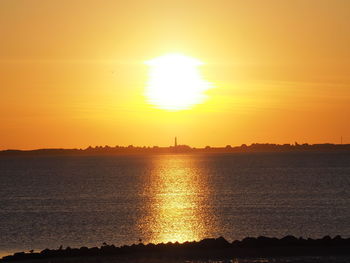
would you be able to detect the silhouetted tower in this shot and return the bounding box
[175,136,177,147]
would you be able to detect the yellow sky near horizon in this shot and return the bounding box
[1,0,350,149]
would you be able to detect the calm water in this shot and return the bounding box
[0,152,349,256]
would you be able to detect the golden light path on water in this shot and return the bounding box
[138,155,217,243]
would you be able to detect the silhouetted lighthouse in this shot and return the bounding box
[174,136,177,147]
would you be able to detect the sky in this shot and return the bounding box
[1,0,350,149]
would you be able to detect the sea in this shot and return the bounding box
[0,152,349,262]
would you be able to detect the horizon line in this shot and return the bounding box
[1,142,349,152]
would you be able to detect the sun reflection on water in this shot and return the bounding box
[139,155,215,244]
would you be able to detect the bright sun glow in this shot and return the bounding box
[145,53,212,110]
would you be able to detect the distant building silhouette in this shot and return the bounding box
[175,136,177,147]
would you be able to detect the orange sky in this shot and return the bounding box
[1,0,350,149]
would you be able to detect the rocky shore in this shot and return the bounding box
[2,235,350,262]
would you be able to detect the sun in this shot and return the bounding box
[145,53,211,111]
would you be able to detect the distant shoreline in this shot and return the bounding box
[2,236,350,262]
[1,143,350,156]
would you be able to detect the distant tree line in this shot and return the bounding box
[1,143,350,156]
